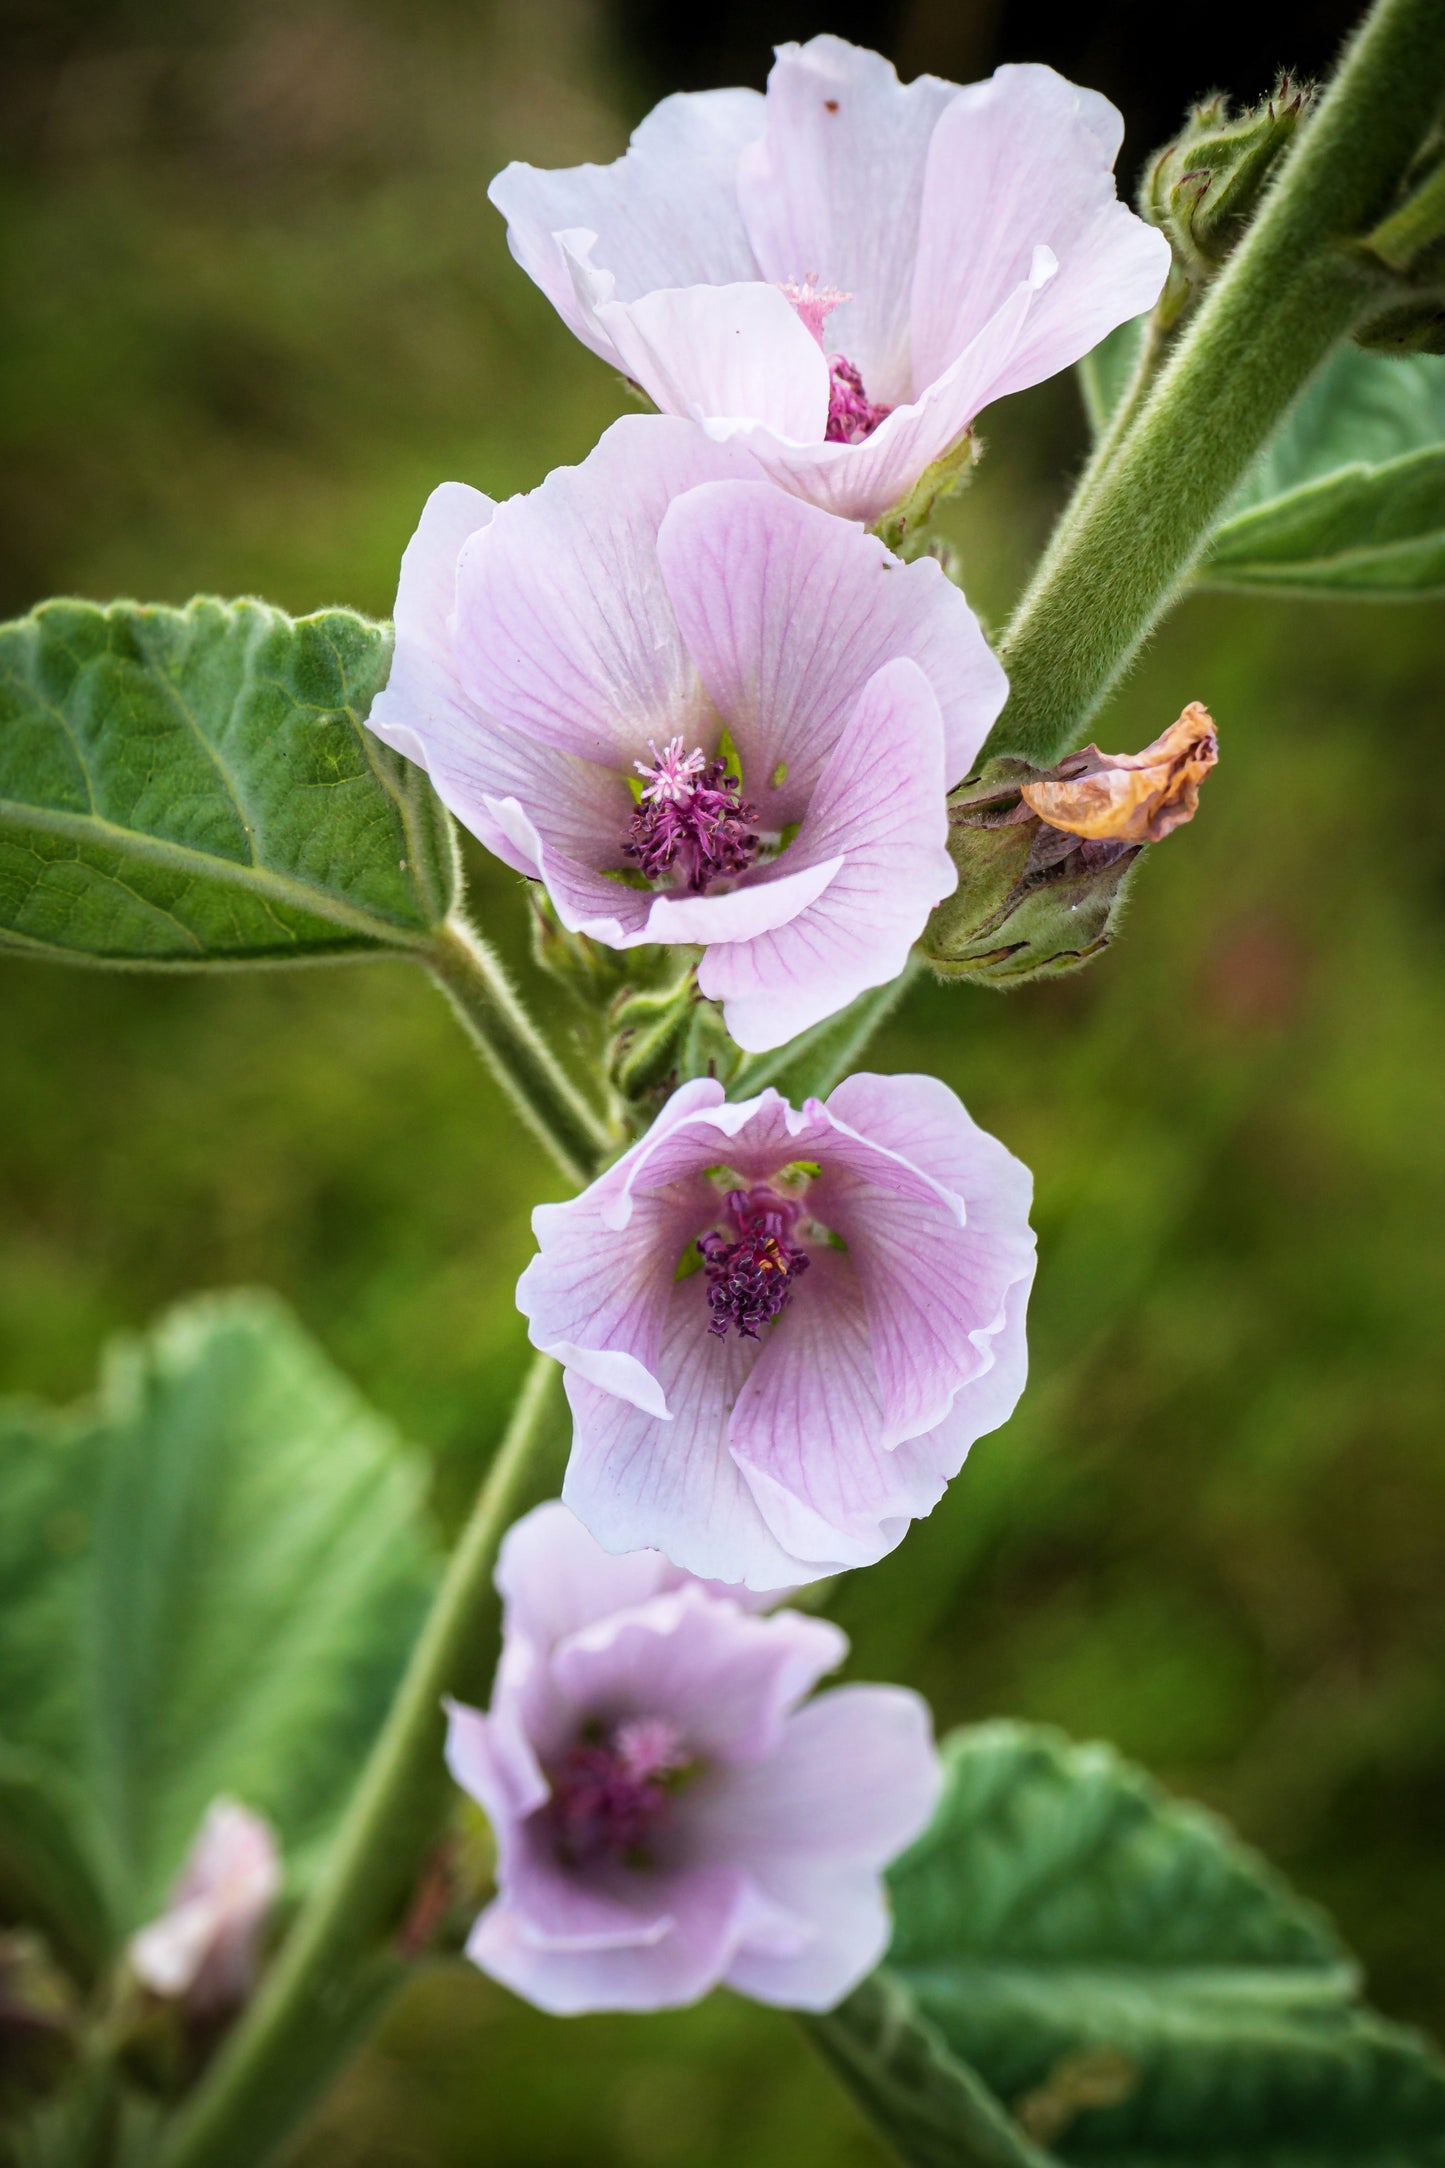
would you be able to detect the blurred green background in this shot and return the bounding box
[2,0,1443,2161]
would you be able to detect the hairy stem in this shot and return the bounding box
[155,1356,568,2168]
[984,0,1445,766]
[426,915,612,1186]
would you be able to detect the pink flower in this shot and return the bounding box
[445,1500,941,2013]
[517,1072,1035,1589]
[365,415,1004,1051]
[489,40,1170,523]
[128,1800,280,2017]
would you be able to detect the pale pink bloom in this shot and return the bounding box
[517,1072,1035,1589]
[365,416,1004,1051]
[446,1500,941,2013]
[128,1800,280,2016]
[489,39,1170,523]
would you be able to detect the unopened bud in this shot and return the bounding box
[1145,78,1312,275]
[129,1799,280,2021]
[0,1930,78,2095]
[528,890,632,1006]
[922,706,1217,986]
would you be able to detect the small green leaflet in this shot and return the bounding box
[0,597,456,966]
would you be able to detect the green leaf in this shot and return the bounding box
[0,1293,439,1948]
[1204,347,1445,594]
[0,598,456,967]
[819,1723,1445,2167]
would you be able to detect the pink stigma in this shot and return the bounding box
[547,1718,691,1869]
[777,271,852,347]
[624,737,759,895]
[698,1186,810,1340]
[776,274,891,444]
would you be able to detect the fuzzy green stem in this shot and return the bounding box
[155,1355,568,2168]
[984,0,1445,767]
[426,916,612,1186]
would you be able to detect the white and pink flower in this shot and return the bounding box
[129,1800,280,2018]
[490,39,1170,523]
[517,1072,1035,1589]
[446,1500,941,2013]
[366,415,1005,1051]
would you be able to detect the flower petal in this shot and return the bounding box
[549,1588,846,1761]
[490,1500,680,1653]
[737,36,959,406]
[561,1282,839,1590]
[698,1684,941,1863]
[726,1246,952,1568]
[710,263,1043,524]
[466,1860,763,2013]
[696,657,956,1051]
[579,267,831,442]
[656,478,1004,801]
[910,63,1169,397]
[452,415,753,769]
[488,87,765,365]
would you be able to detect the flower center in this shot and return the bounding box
[624,736,759,895]
[697,1185,810,1340]
[546,1717,691,1869]
[777,273,893,446]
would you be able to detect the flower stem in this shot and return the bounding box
[983,0,1445,768]
[426,915,613,1186]
[154,1355,568,2168]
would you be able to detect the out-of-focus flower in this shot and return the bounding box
[1018,703,1218,844]
[489,39,1169,525]
[516,1073,1035,1589]
[129,1801,280,2018]
[365,416,1005,1052]
[445,1500,941,2014]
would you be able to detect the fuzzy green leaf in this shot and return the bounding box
[0,598,455,966]
[817,1722,1445,2167]
[0,1294,439,1947]
[1204,347,1445,593]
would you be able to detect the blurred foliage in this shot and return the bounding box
[1,1,1443,2163]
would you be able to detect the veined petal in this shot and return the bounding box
[488,86,765,366]
[656,478,1003,804]
[696,657,956,1052]
[561,1286,837,1590]
[451,415,753,769]
[737,35,958,405]
[910,62,1168,394]
[727,1247,957,1567]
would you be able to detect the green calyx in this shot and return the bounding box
[920,758,1140,987]
[1144,76,1314,277]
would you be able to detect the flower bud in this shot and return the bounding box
[922,706,1217,986]
[128,1799,280,2022]
[1144,79,1312,276]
